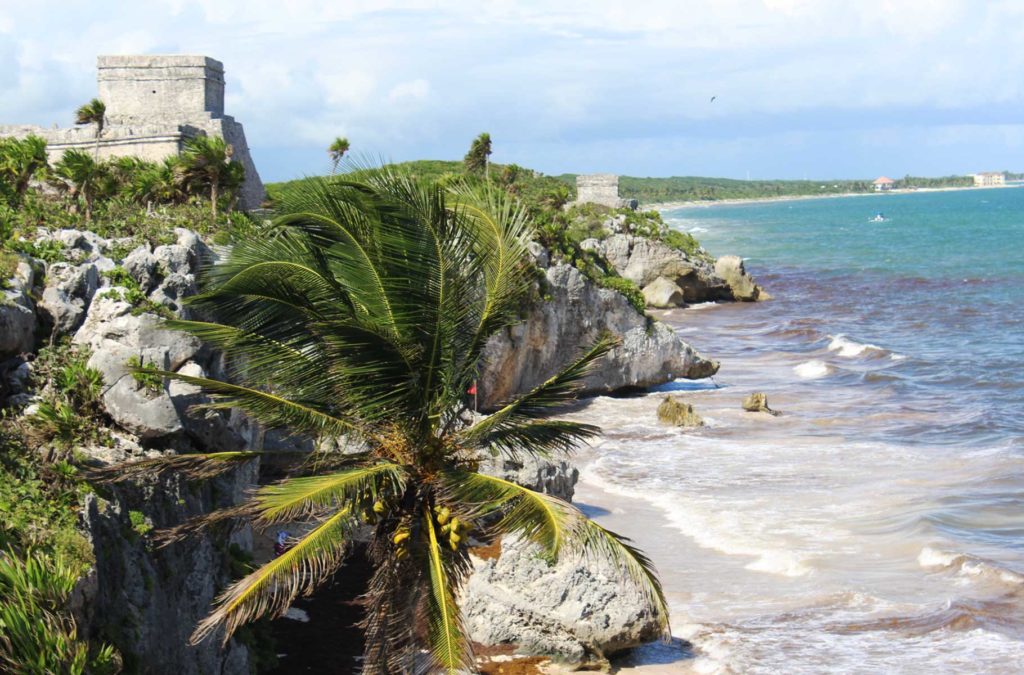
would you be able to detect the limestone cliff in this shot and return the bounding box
[479,261,719,409]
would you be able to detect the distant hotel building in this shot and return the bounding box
[972,172,1006,187]
[872,176,896,191]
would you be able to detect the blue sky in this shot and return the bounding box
[2,0,1023,182]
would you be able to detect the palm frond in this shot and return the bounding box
[144,369,364,438]
[253,463,407,525]
[86,451,259,484]
[191,507,353,645]
[573,520,671,637]
[153,502,261,548]
[481,419,601,458]
[421,508,471,673]
[437,470,576,557]
[460,335,618,447]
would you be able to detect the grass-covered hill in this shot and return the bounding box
[270,160,980,207]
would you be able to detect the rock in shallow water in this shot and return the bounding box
[742,391,780,415]
[656,395,704,427]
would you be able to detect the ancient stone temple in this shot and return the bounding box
[575,174,637,210]
[0,55,265,210]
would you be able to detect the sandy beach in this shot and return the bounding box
[644,183,1019,212]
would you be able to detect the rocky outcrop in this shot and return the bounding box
[77,458,257,675]
[642,276,685,308]
[0,258,37,358]
[591,233,768,307]
[465,457,662,668]
[715,255,770,302]
[479,262,719,409]
[38,261,100,334]
[657,396,704,427]
[477,454,579,502]
[462,535,663,669]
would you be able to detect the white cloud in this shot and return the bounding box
[388,78,430,103]
[2,0,1023,179]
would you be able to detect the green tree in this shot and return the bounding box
[0,135,48,207]
[182,135,239,216]
[98,170,667,673]
[74,99,106,157]
[327,137,350,174]
[53,149,108,221]
[463,132,492,177]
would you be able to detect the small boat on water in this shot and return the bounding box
[869,212,888,222]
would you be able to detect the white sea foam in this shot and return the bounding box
[828,334,884,357]
[794,359,831,379]
[918,547,1024,587]
[583,465,814,578]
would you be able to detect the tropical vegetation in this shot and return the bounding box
[327,136,350,174]
[95,168,668,673]
[463,132,492,177]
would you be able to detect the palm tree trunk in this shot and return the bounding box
[211,179,219,217]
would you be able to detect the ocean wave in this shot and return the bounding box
[827,334,887,358]
[794,360,832,379]
[918,547,1024,588]
[583,464,814,578]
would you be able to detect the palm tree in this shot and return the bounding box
[182,135,235,216]
[0,135,48,207]
[53,149,107,221]
[74,99,106,157]
[327,137,350,174]
[96,169,668,673]
[464,132,492,178]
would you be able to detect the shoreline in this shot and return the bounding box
[644,183,1020,211]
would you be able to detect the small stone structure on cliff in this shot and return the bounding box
[575,174,638,210]
[0,55,264,210]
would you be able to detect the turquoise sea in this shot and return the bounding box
[568,186,1024,673]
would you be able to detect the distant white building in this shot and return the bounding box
[972,172,1006,187]
[872,176,896,192]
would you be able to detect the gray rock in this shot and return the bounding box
[74,293,202,438]
[477,454,579,502]
[123,245,159,292]
[742,391,780,415]
[596,234,731,303]
[461,535,663,669]
[78,457,257,675]
[0,259,37,357]
[715,255,770,302]
[656,396,704,427]
[38,262,99,334]
[479,263,718,408]
[169,361,244,451]
[642,276,686,308]
[527,241,550,268]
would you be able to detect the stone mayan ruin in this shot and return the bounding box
[0,55,264,210]
[575,174,637,210]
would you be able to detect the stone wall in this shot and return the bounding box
[98,55,225,121]
[576,173,632,209]
[0,55,265,210]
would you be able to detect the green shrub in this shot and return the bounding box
[0,549,120,673]
[128,510,152,537]
[598,275,646,314]
[662,229,704,258]
[126,355,163,393]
